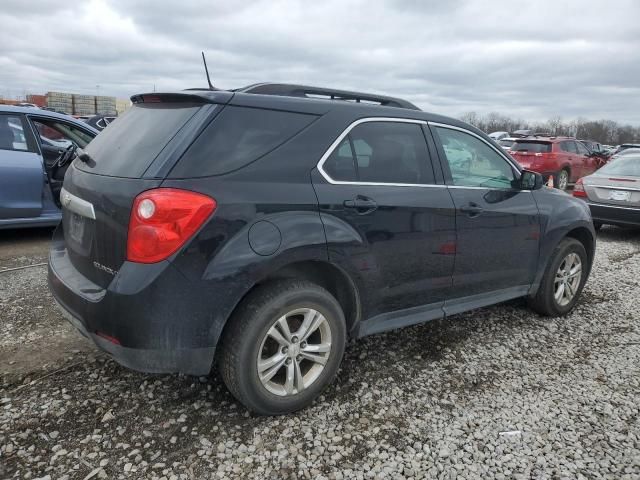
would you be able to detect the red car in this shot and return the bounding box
[509,136,605,189]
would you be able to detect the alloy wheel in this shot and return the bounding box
[558,170,569,190]
[554,252,582,306]
[256,308,332,396]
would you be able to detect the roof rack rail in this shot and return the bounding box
[237,83,421,111]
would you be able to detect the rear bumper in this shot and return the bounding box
[47,228,216,376]
[52,298,214,375]
[587,201,640,227]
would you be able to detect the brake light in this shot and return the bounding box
[573,178,587,198]
[127,188,216,263]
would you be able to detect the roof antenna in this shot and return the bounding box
[201,51,214,90]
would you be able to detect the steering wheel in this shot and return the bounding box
[50,143,78,182]
[56,143,78,169]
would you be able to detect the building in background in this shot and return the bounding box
[2,91,125,116]
[26,94,46,107]
[96,95,117,116]
[116,98,131,115]
[45,91,73,114]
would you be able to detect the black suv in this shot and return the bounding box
[49,84,595,414]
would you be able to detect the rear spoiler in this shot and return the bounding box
[130,91,232,105]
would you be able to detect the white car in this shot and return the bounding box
[498,137,516,151]
[489,131,509,141]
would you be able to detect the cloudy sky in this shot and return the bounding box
[1,0,639,123]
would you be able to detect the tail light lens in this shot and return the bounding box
[573,178,587,198]
[127,188,216,263]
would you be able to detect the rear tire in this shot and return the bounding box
[554,169,570,190]
[218,280,346,415]
[528,238,588,316]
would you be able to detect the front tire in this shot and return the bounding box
[218,280,346,415]
[528,238,588,316]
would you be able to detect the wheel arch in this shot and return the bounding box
[565,226,595,268]
[216,260,361,350]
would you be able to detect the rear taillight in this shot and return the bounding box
[573,178,587,198]
[127,188,216,263]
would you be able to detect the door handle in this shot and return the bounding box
[344,196,378,214]
[460,203,484,216]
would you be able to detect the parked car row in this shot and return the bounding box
[2,85,635,415]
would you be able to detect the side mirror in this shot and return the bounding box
[520,170,543,190]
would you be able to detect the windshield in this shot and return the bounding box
[498,139,514,147]
[510,141,551,153]
[598,156,640,177]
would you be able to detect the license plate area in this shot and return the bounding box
[69,212,85,243]
[608,190,631,201]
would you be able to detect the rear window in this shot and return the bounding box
[510,141,551,153]
[77,103,202,177]
[599,156,640,176]
[170,106,317,178]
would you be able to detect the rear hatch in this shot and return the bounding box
[60,93,226,288]
[509,140,553,170]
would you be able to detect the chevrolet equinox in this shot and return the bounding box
[48,84,595,414]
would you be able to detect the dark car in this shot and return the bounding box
[579,140,610,164]
[84,114,118,131]
[573,154,640,229]
[48,84,595,414]
[0,106,98,229]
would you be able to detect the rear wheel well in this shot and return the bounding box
[217,261,360,347]
[565,227,595,266]
[257,261,360,336]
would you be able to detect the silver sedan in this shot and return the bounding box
[573,154,640,229]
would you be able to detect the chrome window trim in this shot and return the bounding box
[428,121,521,174]
[316,117,447,188]
[59,187,96,220]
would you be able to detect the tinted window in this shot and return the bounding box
[352,122,434,184]
[323,138,357,181]
[498,139,514,148]
[434,126,516,188]
[171,106,317,178]
[79,103,202,177]
[510,141,551,153]
[561,141,577,153]
[599,156,640,177]
[0,115,30,151]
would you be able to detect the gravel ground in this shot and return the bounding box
[1,226,639,479]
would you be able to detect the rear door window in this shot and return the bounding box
[170,106,317,178]
[561,141,577,153]
[322,121,435,185]
[77,102,202,177]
